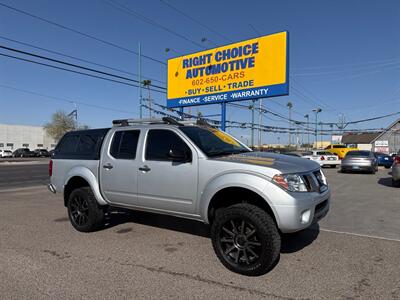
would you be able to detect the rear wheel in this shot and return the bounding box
[67,187,105,232]
[393,179,400,187]
[330,165,337,168]
[211,204,280,276]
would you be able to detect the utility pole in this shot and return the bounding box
[313,108,322,148]
[320,122,323,148]
[138,43,143,119]
[251,100,255,149]
[304,114,310,150]
[287,102,293,146]
[143,80,152,118]
[258,99,263,149]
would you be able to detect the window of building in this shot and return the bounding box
[0,143,4,148]
[110,130,140,159]
[145,129,190,161]
[37,144,44,147]
[6,143,13,147]
[22,143,29,147]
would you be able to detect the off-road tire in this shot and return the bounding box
[393,179,400,188]
[67,187,105,232]
[211,203,280,276]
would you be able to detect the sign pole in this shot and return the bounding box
[179,107,184,120]
[251,99,255,149]
[221,102,226,131]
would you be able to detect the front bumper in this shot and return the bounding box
[393,165,400,181]
[271,189,330,233]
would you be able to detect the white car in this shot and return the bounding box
[303,150,340,168]
[0,149,13,158]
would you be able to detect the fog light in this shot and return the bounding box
[301,209,311,224]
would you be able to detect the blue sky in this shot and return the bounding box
[0,0,399,144]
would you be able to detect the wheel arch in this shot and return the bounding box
[200,172,278,226]
[63,167,107,207]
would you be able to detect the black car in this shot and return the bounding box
[12,148,35,158]
[34,149,50,157]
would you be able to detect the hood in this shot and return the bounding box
[211,151,321,174]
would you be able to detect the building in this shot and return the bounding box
[341,119,400,154]
[0,123,57,151]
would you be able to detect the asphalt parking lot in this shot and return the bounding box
[0,164,399,299]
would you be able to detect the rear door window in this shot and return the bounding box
[110,130,140,159]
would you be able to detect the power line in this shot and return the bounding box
[159,0,233,43]
[0,52,166,94]
[104,0,205,49]
[0,45,167,91]
[0,2,166,65]
[0,84,136,115]
[0,35,166,85]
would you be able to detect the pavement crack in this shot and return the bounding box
[116,260,300,300]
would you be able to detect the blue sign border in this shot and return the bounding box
[166,31,289,108]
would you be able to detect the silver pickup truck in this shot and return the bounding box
[48,117,330,276]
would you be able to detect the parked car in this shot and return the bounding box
[341,150,378,174]
[373,152,394,169]
[392,156,400,187]
[48,117,330,276]
[0,149,13,158]
[325,144,358,159]
[34,149,50,157]
[48,149,55,157]
[12,148,35,158]
[303,150,341,168]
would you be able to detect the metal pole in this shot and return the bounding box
[179,107,184,120]
[320,123,323,148]
[138,43,142,119]
[221,102,226,131]
[315,112,318,148]
[288,107,292,146]
[258,99,263,149]
[251,100,255,149]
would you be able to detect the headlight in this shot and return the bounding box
[272,174,308,192]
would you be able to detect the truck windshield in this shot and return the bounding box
[179,126,250,157]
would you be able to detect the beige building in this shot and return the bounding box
[0,123,57,151]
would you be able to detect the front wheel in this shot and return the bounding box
[211,204,281,276]
[67,187,105,232]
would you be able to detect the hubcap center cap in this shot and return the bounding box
[234,235,247,248]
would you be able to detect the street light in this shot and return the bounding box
[312,108,322,149]
[287,102,293,146]
[304,114,310,150]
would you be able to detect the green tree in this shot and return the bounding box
[44,110,87,141]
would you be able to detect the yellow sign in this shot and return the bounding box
[167,31,288,108]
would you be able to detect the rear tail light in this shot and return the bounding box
[395,156,400,165]
[49,159,53,177]
[320,156,325,160]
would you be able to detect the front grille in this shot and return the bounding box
[301,169,327,193]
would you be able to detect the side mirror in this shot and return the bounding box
[168,149,191,162]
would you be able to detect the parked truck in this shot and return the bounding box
[48,117,330,276]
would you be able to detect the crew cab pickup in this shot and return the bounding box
[48,117,330,276]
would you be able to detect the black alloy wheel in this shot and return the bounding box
[69,195,89,227]
[67,187,105,232]
[211,203,280,276]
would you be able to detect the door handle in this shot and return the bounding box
[139,165,151,172]
[103,163,113,170]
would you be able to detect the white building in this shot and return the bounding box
[0,123,57,151]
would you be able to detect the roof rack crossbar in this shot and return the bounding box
[112,117,184,127]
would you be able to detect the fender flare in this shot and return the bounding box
[199,171,278,224]
[64,166,108,206]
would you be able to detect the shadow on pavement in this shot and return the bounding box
[280,223,320,253]
[105,209,321,254]
[377,177,396,188]
[105,210,210,238]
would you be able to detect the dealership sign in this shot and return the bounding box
[167,31,288,108]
